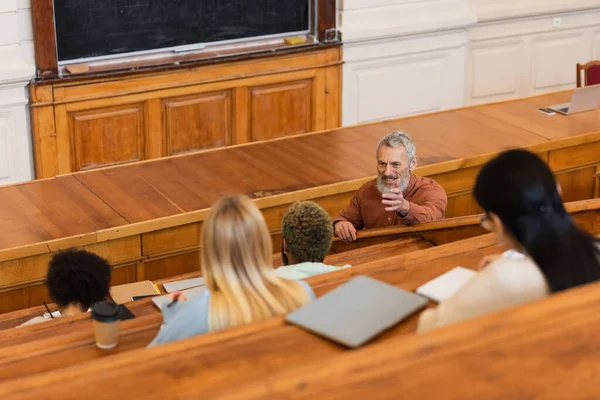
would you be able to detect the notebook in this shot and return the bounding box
[152,286,208,311]
[163,277,206,293]
[110,281,160,304]
[286,275,428,348]
[416,267,477,303]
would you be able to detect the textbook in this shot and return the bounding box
[110,281,160,304]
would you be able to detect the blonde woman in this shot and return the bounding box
[149,195,314,346]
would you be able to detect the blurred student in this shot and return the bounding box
[276,201,350,280]
[149,195,314,346]
[20,249,111,327]
[418,149,600,332]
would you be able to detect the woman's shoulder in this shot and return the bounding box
[483,255,548,292]
[296,279,316,299]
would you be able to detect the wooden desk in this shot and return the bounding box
[0,235,433,331]
[2,236,598,398]
[0,236,501,384]
[2,91,600,313]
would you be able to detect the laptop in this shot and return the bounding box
[547,84,600,115]
[163,277,206,293]
[286,276,428,348]
[151,286,207,311]
[416,267,476,303]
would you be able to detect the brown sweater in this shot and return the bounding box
[333,175,447,229]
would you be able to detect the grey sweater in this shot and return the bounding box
[149,280,314,347]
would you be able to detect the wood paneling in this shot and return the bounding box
[249,79,313,142]
[70,104,145,171]
[31,48,342,176]
[556,166,598,203]
[163,91,233,155]
[0,263,138,314]
[549,141,600,171]
[143,251,201,282]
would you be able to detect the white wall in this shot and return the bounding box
[0,0,35,185]
[466,1,600,104]
[340,0,476,125]
[341,0,600,124]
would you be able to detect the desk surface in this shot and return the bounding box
[0,235,503,387]
[1,91,599,254]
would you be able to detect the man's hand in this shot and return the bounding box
[382,188,410,216]
[334,221,357,243]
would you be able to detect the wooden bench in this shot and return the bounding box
[0,235,433,331]
[0,235,502,383]
[1,237,598,398]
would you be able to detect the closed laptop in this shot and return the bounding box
[286,275,428,348]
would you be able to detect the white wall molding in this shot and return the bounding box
[0,0,35,185]
[339,0,477,43]
[471,0,600,22]
[465,6,600,105]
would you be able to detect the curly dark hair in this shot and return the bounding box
[282,201,333,263]
[45,249,111,309]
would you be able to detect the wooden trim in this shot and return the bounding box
[318,0,338,42]
[333,197,600,244]
[31,0,58,78]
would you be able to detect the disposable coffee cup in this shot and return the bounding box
[91,301,120,350]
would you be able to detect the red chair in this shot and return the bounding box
[576,61,600,87]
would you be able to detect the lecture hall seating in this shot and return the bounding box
[1,90,600,313]
[1,236,600,398]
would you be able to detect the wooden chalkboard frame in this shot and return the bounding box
[31,0,337,80]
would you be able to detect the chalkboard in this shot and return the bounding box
[54,0,311,63]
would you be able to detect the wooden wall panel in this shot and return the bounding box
[249,79,313,142]
[163,91,233,155]
[445,193,483,218]
[143,251,201,282]
[30,48,342,177]
[70,104,145,171]
[0,263,138,314]
[556,166,598,203]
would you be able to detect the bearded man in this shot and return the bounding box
[333,131,447,242]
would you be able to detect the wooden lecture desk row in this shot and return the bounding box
[1,197,598,331]
[1,90,600,313]
[1,234,599,398]
[0,235,506,383]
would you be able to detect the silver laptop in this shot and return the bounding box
[548,84,600,115]
[163,277,206,293]
[152,286,207,310]
[286,276,428,348]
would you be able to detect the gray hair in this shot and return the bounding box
[376,131,416,161]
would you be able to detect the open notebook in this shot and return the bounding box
[286,276,427,348]
[110,281,160,304]
[152,286,208,311]
[416,267,477,303]
[163,277,206,293]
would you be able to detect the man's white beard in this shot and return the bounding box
[376,173,411,194]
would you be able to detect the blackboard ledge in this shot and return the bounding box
[35,40,341,84]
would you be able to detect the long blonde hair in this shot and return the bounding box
[202,195,311,331]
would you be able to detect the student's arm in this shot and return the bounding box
[148,293,210,347]
[418,258,548,333]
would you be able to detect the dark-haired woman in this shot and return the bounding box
[418,149,600,332]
